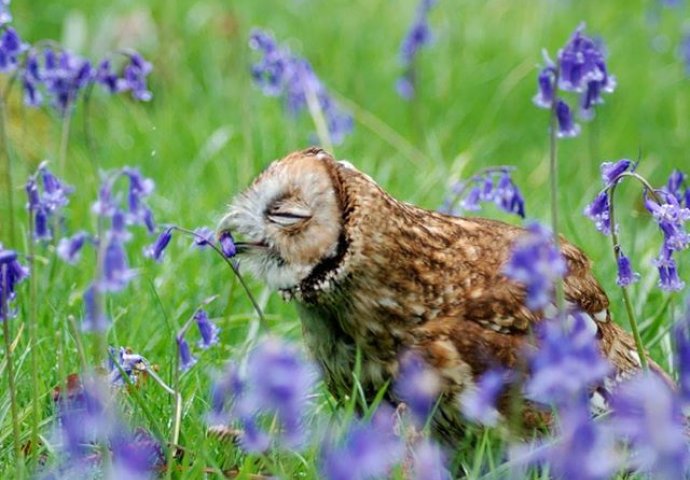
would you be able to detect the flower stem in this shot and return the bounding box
[172,226,266,328]
[304,81,334,154]
[1,297,23,469]
[548,93,565,314]
[0,97,16,246]
[58,113,72,174]
[27,216,41,464]
[607,178,648,371]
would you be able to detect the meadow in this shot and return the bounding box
[1,0,690,478]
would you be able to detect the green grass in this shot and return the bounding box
[1,0,689,477]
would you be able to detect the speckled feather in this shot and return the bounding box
[220,147,665,445]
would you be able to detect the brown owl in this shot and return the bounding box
[219,147,663,444]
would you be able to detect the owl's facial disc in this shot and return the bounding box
[218,151,344,293]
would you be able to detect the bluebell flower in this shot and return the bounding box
[460,369,509,427]
[249,29,353,145]
[57,231,89,264]
[208,337,319,451]
[511,396,620,480]
[533,63,556,108]
[441,167,525,218]
[123,167,155,228]
[320,405,404,480]
[653,246,685,292]
[394,352,441,423]
[144,227,173,262]
[39,48,94,115]
[192,226,215,248]
[0,27,25,73]
[219,230,237,258]
[194,309,220,349]
[0,245,29,321]
[555,99,580,138]
[120,52,153,101]
[615,247,639,287]
[397,0,436,99]
[526,311,611,406]
[503,222,567,311]
[411,439,451,480]
[584,191,611,235]
[610,373,689,479]
[557,25,615,94]
[600,159,634,186]
[536,24,614,131]
[107,346,144,386]
[100,236,136,292]
[25,162,73,241]
[176,335,197,372]
[665,169,687,205]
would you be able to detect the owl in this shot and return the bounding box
[219,147,662,444]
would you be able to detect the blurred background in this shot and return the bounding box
[7,0,690,386]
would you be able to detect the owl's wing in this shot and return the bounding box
[437,216,611,334]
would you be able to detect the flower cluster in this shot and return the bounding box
[585,161,689,292]
[320,406,404,480]
[459,368,510,427]
[396,0,436,99]
[25,162,73,241]
[207,336,318,452]
[510,303,690,479]
[50,167,157,330]
[394,352,441,424]
[534,24,616,137]
[0,244,29,321]
[0,2,151,115]
[47,376,162,479]
[175,308,221,371]
[503,222,566,310]
[439,167,526,219]
[107,346,145,386]
[248,28,353,145]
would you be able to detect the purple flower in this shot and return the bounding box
[107,346,144,386]
[25,163,73,241]
[410,439,451,480]
[176,335,197,372]
[119,53,153,101]
[653,246,685,292]
[0,27,25,73]
[584,191,611,235]
[394,352,441,423]
[557,25,615,94]
[526,312,611,406]
[610,373,689,479]
[512,396,620,480]
[192,227,215,249]
[40,49,94,115]
[320,405,404,480]
[57,231,89,264]
[503,222,567,310]
[194,309,220,349]
[219,230,237,258]
[600,159,634,186]
[555,99,580,138]
[459,369,509,427]
[123,167,155,228]
[665,169,687,205]
[0,245,29,321]
[533,64,556,108]
[441,167,525,219]
[208,337,319,451]
[249,29,353,145]
[144,227,173,262]
[615,248,639,287]
[100,236,136,292]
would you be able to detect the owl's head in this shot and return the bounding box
[218,148,348,292]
